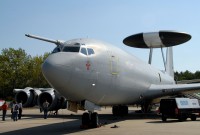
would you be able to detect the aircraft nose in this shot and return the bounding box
[42,53,73,87]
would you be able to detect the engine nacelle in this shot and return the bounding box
[37,89,67,111]
[13,87,41,107]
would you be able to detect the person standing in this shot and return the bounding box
[43,100,49,119]
[18,101,23,119]
[1,101,8,121]
[12,101,19,121]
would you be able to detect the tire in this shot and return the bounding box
[112,106,128,116]
[91,112,99,128]
[82,112,90,126]
[121,106,128,116]
[112,106,119,116]
[191,114,196,121]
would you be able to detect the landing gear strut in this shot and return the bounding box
[141,100,152,113]
[81,112,99,128]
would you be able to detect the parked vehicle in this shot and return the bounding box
[159,98,200,121]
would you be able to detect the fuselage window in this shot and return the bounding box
[62,46,80,52]
[52,47,60,53]
[88,48,95,55]
[80,48,87,55]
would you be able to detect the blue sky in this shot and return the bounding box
[0,0,200,72]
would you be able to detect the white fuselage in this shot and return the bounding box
[42,38,175,106]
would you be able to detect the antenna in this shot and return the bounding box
[25,34,64,46]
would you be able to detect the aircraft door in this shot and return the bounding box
[110,54,119,75]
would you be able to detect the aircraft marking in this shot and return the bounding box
[86,61,91,70]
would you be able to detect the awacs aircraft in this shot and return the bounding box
[14,31,200,127]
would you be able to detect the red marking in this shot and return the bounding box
[86,61,91,70]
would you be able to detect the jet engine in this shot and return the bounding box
[14,87,41,107]
[37,89,67,111]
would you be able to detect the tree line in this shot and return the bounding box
[0,48,50,100]
[175,70,200,81]
[0,48,200,100]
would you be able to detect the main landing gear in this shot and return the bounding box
[81,105,129,128]
[112,105,129,116]
[81,112,99,128]
[140,100,152,113]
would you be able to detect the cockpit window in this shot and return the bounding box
[88,48,95,55]
[62,46,80,52]
[74,42,81,46]
[80,48,87,55]
[52,47,61,53]
[61,45,95,56]
[80,47,95,56]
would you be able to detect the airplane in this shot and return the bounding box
[14,31,200,128]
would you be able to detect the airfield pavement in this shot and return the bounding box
[1,107,200,135]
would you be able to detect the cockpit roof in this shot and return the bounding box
[52,38,110,54]
[52,40,95,56]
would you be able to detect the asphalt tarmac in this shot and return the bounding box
[1,107,200,135]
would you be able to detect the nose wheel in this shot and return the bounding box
[81,112,99,128]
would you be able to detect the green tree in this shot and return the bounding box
[175,70,200,81]
[194,71,200,79]
[28,53,50,87]
[0,48,30,98]
[0,48,50,99]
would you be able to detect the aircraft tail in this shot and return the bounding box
[166,47,174,78]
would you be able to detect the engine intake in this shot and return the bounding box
[14,87,41,107]
[37,89,67,111]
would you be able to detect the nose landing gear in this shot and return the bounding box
[81,112,99,129]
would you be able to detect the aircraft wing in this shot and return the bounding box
[145,83,200,98]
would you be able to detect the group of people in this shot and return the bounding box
[1,100,51,121]
[1,100,23,121]
[11,101,23,121]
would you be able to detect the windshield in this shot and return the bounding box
[62,46,80,52]
[52,46,61,53]
[61,45,95,56]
